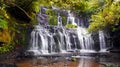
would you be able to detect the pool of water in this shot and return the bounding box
[0,53,120,67]
[16,57,104,67]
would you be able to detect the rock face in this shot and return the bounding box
[0,63,18,67]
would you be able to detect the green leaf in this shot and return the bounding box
[0,18,8,29]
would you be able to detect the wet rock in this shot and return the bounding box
[24,51,35,57]
[0,63,18,67]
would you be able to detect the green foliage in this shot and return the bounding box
[0,4,8,29]
[14,0,40,13]
[46,9,68,26]
[65,24,77,28]
[57,0,105,16]
[0,44,14,53]
[0,3,13,53]
[0,16,8,29]
[0,1,32,53]
[46,9,57,16]
[49,16,57,25]
[0,29,13,53]
[88,0,120,32]
[12,0,105,16]
[46,9,58,25]
[62,16,67,26]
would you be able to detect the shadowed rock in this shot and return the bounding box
[0,63,18,67]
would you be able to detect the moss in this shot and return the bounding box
[65,24,77,28]
[71,57,77,62]
[61,16,67,26]
[46,9,58,26]
[49,16,57,25]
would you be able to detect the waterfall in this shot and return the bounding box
[28,26,49,55]
[77,27,95,52]
[67,10,77,25]
[27,7,109,55]
[99,31,107,52]
[57,28,66,53]
[73,35,77,50]
[57,13,62,26]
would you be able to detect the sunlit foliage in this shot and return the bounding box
[0,16,8,29]
[88,0,120,32]
[65,24,77,28]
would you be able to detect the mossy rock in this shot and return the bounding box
[71,57,77,62]
[65,24,77,28]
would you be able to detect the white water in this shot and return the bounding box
[57,13,62,26]
[67,10,77,25]
[99,31,107,52]
[29,26,49,55]
[77,27,95,52]
[28,8,108,55]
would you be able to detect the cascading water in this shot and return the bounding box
[29,26,50,55]
[63,29,72,51]
[28,7,109,55]
[99,31,107,52]
[67,10,95,52]
[67,10,77,25]
[77,27,95,52]
[57,13,62,26]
